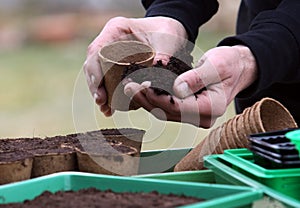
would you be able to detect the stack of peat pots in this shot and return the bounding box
[174,97,298,171]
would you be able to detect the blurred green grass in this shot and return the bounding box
[0,42,86,138]
[0,32,236,150]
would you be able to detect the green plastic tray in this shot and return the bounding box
[204,150,300,207]
[222,149,300,200]
[0,171,262,208]
[139,148,192,174]
[136,170,217,183]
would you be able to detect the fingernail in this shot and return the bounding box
[91,75,96,84]
[175,82,190,98]
[93,93,99,101]
[141,81,151,88]
[124,87,133,97]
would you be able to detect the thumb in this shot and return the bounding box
[173,58,221,98]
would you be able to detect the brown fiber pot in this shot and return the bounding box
[76,128,145,175]
[29,148,77,178]
[174,97,298,171]
[77,144,139,176]
[99,40,155,111]
[0,151,33,185]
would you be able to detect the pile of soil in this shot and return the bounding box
[1,188,203,208]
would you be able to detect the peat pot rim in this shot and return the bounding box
[98,40,155,66]
[76,144,138,157]
[256,97,298,132]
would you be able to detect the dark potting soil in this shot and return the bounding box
[99,128,145,136]
[0,138,45,152]
[0,128,140,168]
[123,56,192,97]
[120,52,154,63]
[77,128,142,151]
[44,135,80,151]
[112,144,136,154]
[0,135,79,163]
[1,188,203,208]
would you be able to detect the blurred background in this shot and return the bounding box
[0,0,239,150]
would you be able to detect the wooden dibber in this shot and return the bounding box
[99,40,155,111]
[174,97,298,171]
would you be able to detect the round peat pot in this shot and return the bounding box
[99,40,155,111]
[76,143,139,176]
[99,128,145,154]
[29,148,77,178]
[0,151,33,185]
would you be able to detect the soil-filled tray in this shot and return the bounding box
[207,149,300,202]
[1,188,202,208]
[204,153,300,208]
[0,172,262,208]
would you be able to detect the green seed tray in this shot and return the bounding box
[204,149,300,207]
[0,171,262,208]
[139,148,192,174]
[136,170,217,183]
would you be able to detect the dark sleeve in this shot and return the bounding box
[218,0,300,98]
[142,0,219,43]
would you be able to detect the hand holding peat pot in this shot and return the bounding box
[84,16,188,116]
[98,40,155,111]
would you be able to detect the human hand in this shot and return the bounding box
[124,45,257,128]
[83,16,188,116]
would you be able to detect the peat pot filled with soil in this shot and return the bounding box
[0,151,33,185]
[76,128,145,176]
[0,136,79,180]
[19,135,79,178]
[28,147,77,178]
[99,40,155,111]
